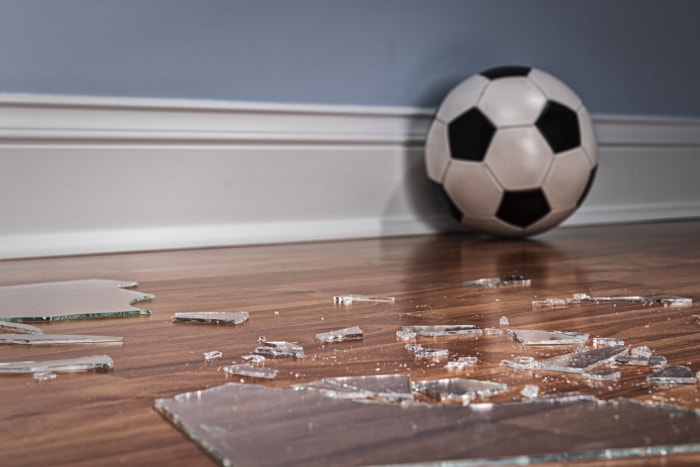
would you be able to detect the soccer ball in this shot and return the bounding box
[425,65,598,237]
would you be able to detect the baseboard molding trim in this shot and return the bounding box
[0,93,698,259]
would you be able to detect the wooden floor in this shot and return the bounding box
[1,220,700,466]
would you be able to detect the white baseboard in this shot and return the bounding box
[0,94,698,259]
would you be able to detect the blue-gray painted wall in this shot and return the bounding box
[1,0,699,117]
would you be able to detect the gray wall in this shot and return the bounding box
[1,0,699,117]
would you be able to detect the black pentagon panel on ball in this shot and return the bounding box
[536,101,581,153]
[480,65,532,80]
[577,165,598,207]
[496,188,551,228]
[448,108,495,162]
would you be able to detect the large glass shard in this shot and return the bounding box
[411,378,508,403]
[223,364,278,380]
[294,374,413,403]
[592,337,625,348]
[333,294,395,305]
[0,279,153,321]
[0,333,124,345]
[463,275,531,288]
[156,383,700,467]
[254,341,304,359]
[399,324,482,337]
[533,293,692,309]
[0,320,45,335]
[0,354,114,374]
[508,329,589,345]
[314,325,363,343]
[171,311,249,325]
[538,345,629,373]
[647,365,698,385]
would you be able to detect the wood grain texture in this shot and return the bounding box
[1,221,699,466]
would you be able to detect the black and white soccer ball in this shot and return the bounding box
[425,65,598,237]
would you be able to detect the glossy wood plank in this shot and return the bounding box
[1,221,699,466]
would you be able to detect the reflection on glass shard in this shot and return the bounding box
[223,364,278,380]
[0,333,124,345]
[508,329,589,345]
[294,374,413,403]
[582,369,621,381]
[333,295,395,305]
[520,384,539,399]
[0,279,153,321]
[0,320,45,335]
[484,327,503,335]
[254,341,304,359]
[399,324,481,337]
[0,354,114,374]
[538,346,629,373]
[203,351,223,362]
[33,371,57,381]
[412,378,508,403]
[532,293,692,309]
[315,325,363,343]
[647,365,698,385]
[463,275,531,288]
[501,356,538,370]
[445,356,478,370]
[171,311,249,325]
[154,383,700,467]
[592,337,625,348]
[615,355,667,367]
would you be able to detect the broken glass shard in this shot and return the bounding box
[592,337,625,348]
[203,351,223,362]
[484,327,503,335]
[399,324,481,337]
[294,374,413,403]
[538,345,629,373]
[333,294,395,305]
[445,356,478,370]
[412,347,449,360]
[411,378,508,403]
[647,365,698,384]
[0,320,45,335]
[0,354,114,374]
[223,364,278,380]
[0,333,124,345]
[532,293,692,309]
[240,354,265,364]
[501,356,538,370]
[154,383,700,467]
[499,315,509,326]
[631,346,653,357]
[315,325,363,343]
[463,275,531,288]
[33,371,57,382]
[582,369,621,381]
[508,329,589,345]
[395,329,417,340]
[0,279,153,321]
[615,355,667,367]
[254,341,304,359]
[171,311,249,325]
[520,384,539,399]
